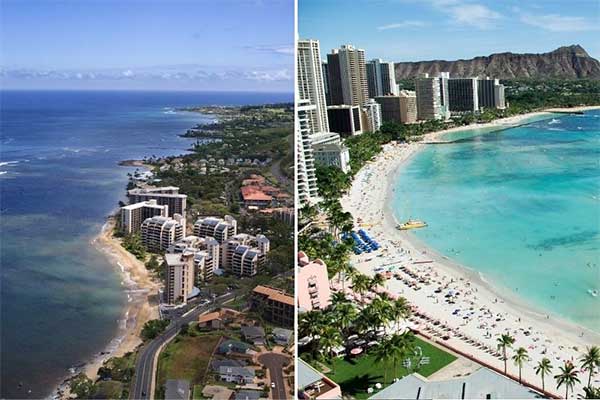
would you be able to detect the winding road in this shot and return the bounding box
[130,292,237,399]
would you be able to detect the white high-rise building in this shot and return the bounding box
[416,73,443,121]
[297,99,319,205]
[120,200,169,234]
[297,39,329,133]
[363,98,382,132]
[366,58,398,97]
[164,253,196,305]
[140,216,184,252]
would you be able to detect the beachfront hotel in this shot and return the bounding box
[415,73,444,120]
[120,199,168,234]
[363,98,382,132]
[478,77,507,110]
[366,58,398,98]
[297,99,320,205]
[327,105,362,136]
[167,235,220,275]
[164,252,197,305]
[221,233,270,277]
[310,132,351,173]
[128,186,187,219]
[298,39,330,133]
[297,251,332,312]
[326,44,369,107]
[193,215,237,244]
[447,78,479,113]
[140,215,184,252]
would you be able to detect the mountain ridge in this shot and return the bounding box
[394,45,600,80]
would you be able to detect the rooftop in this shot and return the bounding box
[368,368,542,399]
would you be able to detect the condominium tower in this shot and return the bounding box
[297,100,319,205]
[120,200,168,234]
[297,39,329,133]
[415,73,443,120]
[164,253,196,305]
[193,215,237,244]
[448,78,479,112]
[127,187,187,218]
[222,233,270,277]
[326,45,369,107]
[366,58,398,98]
[478,77,506,109]
[140,215,184,252]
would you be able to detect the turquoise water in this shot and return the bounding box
[393,110,600,332]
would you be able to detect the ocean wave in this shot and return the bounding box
[0,171,7,175]
[548,118,561,125]
[0,160,20,167]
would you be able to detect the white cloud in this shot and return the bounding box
[519,13,599,32]
[377,21,426,31]
[424,0,502,29]
[0,65,292,83]
[247,44,294,55]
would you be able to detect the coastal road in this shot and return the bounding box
[130,292,237,399]
[258,352,290,400]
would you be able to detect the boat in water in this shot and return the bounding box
[397,219,428,230]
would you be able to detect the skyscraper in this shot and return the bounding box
[478,77,506,110]
[297,99,319,205]
[448,78,479,112]
[363,98,382,132]
[297,39,329,133]
[326,44,369,107]
[327,105,362,136]
[415,73,443,120]
[366,58,398,98]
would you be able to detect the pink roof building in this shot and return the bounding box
[297,251,331,311]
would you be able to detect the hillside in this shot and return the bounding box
[394,45,600,80]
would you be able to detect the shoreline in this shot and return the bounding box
[53,218,159,399]
[341,106,600,397]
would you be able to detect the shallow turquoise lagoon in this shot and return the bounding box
[392,110,600,332]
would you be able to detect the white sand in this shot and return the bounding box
[340,109,600,398]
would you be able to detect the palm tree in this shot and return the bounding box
[391,297,411,331]
[333,302,358,337]
[580,346,600,388]
[372,338,394,384]
[534,357,553,392]
[512,347,530,383]
[299,311,324,339]
[352,273,371,303]
[555,361,580,399]
[582,386,600,399]
[497,333,515,374]
[370,273,386,290]
[370,296,393,333]
[319,326,343,373]
[389,331,416,379]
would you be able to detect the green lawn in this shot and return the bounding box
[155,334,222,399]
[324,338,457,399]
[192,385,204,400]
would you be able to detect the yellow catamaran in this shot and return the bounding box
[397,219,428,230]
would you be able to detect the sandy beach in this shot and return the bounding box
[53,218,159,399]
[340,107,600,398]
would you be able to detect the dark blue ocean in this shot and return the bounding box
[0,90,291,398]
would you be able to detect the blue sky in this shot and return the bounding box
[1,0,294,91]
[299,0,600,62]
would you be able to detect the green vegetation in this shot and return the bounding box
[69,374,95,399]
[91,381,123,399]
[121,233,146,260]
[308,337,456,399]
[504,79,600,110]
[141,319,170,341]
[155,334,222,399]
